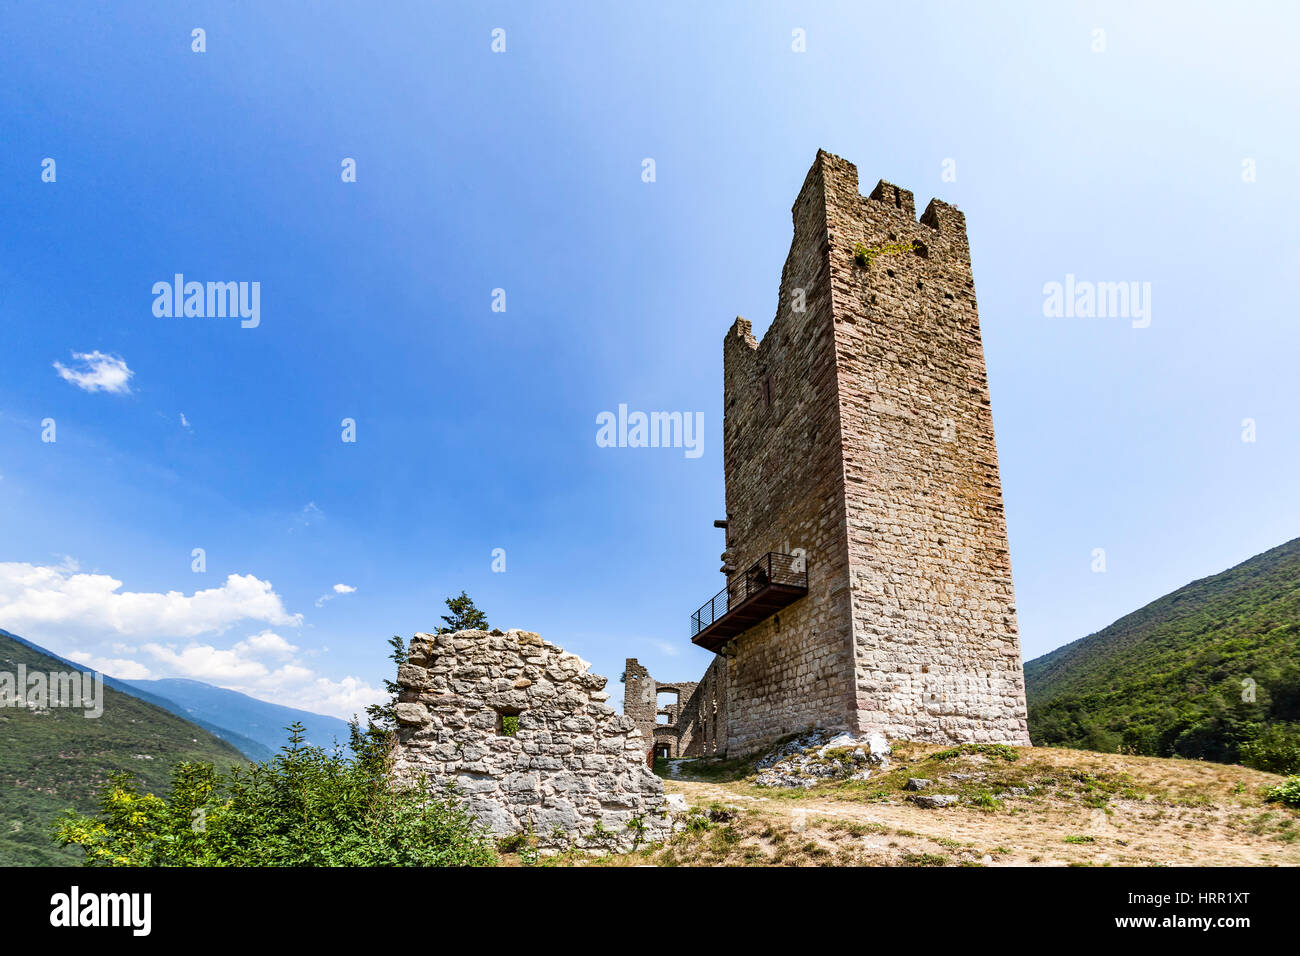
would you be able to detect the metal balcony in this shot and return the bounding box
[690,552,809,652]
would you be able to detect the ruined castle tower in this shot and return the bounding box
[692,150,1030,755]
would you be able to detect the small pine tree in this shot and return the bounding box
[348,635,409,771]
[439,590,489,633]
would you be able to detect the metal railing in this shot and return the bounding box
[690,552,808,637]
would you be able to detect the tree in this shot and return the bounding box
[363,635,407,743]
[439,590,489,633]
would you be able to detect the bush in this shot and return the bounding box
[1264,776,1300,808]
[931,743,1020,762]
[54,722,497,867]
[1240,725,1300,775]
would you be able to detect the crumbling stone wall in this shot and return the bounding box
[393,629,670,852]
[623,658,657,759]
[678,656,729,756]
[651,681,696,757]
[623,656,728,758]
[715,150,1030,753]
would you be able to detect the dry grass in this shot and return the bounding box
[512,743,1299,867]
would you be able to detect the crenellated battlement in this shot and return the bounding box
[727,153,975,413]
[868,178,916,219]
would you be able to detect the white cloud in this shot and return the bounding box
[2,560,382,720]
[140,641,275,682]
[72,654,154,680]
[653,640,680,657]
[52,350,133,394]
[180,412,190,428]
[0,562,301,640]
[133,638,381,718]
[315,582,357,607]
[280,673,383,720]
[234,630,299,659]
[59,633,383,719]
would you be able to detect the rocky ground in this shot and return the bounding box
[516,738,1300,866]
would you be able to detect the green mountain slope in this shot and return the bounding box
[1025,537,1300,763]
[0,630,247,866]
[0,628,274,762]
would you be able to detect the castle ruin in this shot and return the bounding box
[679,149,1030,756]
[392,629,670,852]
[623,657,727,760]
[395,151,1031,850]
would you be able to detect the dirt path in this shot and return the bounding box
[665,764,1300,867]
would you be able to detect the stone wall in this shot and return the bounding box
[714,150,1030,753]
[393,629,670,852]
[623,656,729,759]
[678,656,728,756]
[622,658,657,760]
[719,154,859,755]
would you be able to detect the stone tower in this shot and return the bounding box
[693,150,1030,755]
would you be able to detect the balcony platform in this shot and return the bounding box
[690,552,808,653]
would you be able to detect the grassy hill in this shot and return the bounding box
[1025,537,1300,767]
[0,630,247,866]
[530,741,1299,867]
[0,628,274,762]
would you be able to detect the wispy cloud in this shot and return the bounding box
[290,501,324,534]
[52,350,133,394]
[315,582,357,608]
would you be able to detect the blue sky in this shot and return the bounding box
[2,2,1297,719]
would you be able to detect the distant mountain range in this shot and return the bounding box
[1025,536,1300,764]
[0,628,353,761]
[122,678,353,760]
[0,627,357,866]
[0,629,246,865]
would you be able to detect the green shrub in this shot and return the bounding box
[54,722,497,867]
[931,743,1020,762]
[1241,725,1300,775]
[1264,776,1300,808]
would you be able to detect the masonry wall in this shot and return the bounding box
[716,150,1029,752]
[624,657,728,758]
[393,630,670,852]
[718,156,859,755]
[622,658,657,760]
[818,153,1030,744]
[679,656,728,756]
